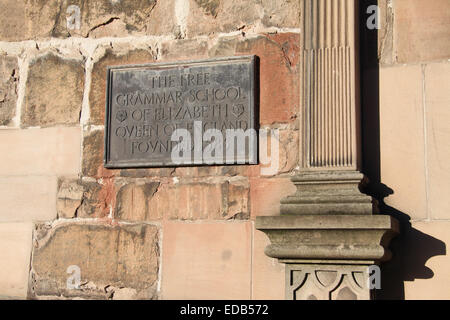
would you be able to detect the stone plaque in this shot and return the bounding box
[104,56,257,168]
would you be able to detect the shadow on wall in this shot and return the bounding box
[359,0,446,300]
[378,199,446,300]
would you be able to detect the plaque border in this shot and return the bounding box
[104,55,258,168]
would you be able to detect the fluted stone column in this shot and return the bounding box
[256,0,399,300]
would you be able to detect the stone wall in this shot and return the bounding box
[377,0,450,299]
[0,0,299,299]
[0,0,449,300]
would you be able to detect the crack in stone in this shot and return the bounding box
[281,45,293,68]
[51,1,65,37]
[73,197,85,218]
[85,17,121,38]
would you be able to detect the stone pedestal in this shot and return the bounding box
[256,0,399,300]
[256,215,399,300]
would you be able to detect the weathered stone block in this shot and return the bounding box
[147,179,249,220]
[54,0,158,38]
[146,0,178,37]
[209,34,300,124]
[31,222,160,299]
[208,36,241,58]
[82,130,105,177]
[378,0,395,65]
[187,0,260,36]
[0,55,18,126]
[160,38,209,61]
[0,222,33,299]
[22,53,84,127]
[186,0,300,37]
[0,0,56,41]
[82,129,119,178]
[236,34,300,124]
[89,49,155,125]
[57,178,113,219]
[115,182,160,221]
[56,179,84,219]
[260,0,301,28]
[0,0,161,40]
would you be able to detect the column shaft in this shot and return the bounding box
[301,0,360,170]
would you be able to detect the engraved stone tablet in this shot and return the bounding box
[104,56,257,168]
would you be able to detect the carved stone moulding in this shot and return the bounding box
[280,171,373,215]
[256,215,399,264]
[256,214,399,300]
[286,264,372,300]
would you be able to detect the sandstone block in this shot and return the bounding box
[56,179,84,219]
[31,222,160,299]
[59,0,158,38]
[57,177,115,219]
[425,62,450,219]
[0,127,81,176]
[0,55,19,126]
[0,0,57,41]
[89,49,155,125]
[115,182,160,221]
[380,65,427,219]
[160,39,209,61]
[82,130,105,177]
[161,221,252,299]
[252,230,285,299]
[186,0,300,37]
[209,34,300,124]
[250,177,296,218]
[22,54,84,127]
[378,0,395,65]
[146,0,178,37]
[0,222,32,299]
[82,129,120,178]
[148,179,249,220]
[0,0,162,40]
[236,34,300,124]
[395,0,450,63]
[0,176,57,222]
